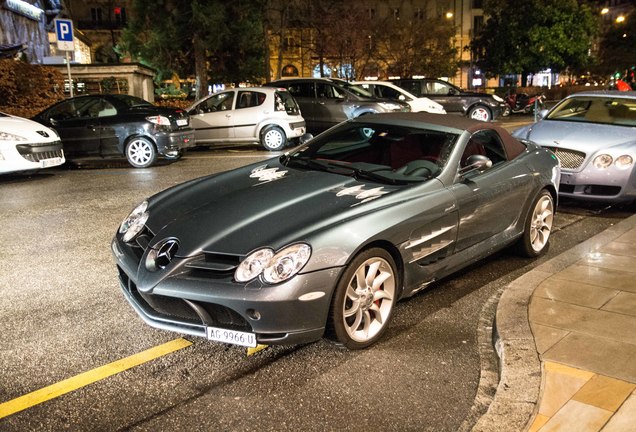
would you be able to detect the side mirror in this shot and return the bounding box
[459,154,492,175]
[298,133,313,144]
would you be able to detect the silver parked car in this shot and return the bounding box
[514,91,636,202]
[187,87,307,151]
[113,113,559,350]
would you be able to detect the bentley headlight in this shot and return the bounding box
[235,248,274,282]
[593,154,613,169]
[235,243,311,284]
[119,200,149,242]
[615,155,633,170]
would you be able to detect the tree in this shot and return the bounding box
[471,0,599,86]
[374,11,458,79]
[119,0,265,99]
[595,11,636,77]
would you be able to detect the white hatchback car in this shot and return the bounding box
[0,112,65,174]
[187,87,307,151]
[352,81,446,114]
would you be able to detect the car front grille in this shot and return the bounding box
[118,266,252,331]
[16,142,63,163]
[544,146,586,169]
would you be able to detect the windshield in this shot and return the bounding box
[546,96,636,127]
[285,122,458,184]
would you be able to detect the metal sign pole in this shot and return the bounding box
[66,51,73,97]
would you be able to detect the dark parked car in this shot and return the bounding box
[33,94,195,168]
[391,78,508,121]
[266,78,410,133]
[112,112,559,350]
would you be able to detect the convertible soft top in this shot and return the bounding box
[358,112,526,160]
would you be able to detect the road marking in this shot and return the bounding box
[0,338,192,419]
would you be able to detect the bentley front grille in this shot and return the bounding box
[544,147,586,169]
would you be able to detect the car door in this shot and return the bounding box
[189,91,236,144]
[91,97,122,156]
[314,82,349,130]
[43,97,102,157]
[284,81,317,131]
[449,130,535,252]
[232,90,267,141]
[422,80,463,114]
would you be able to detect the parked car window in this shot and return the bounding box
[198,92,235,113]
[48,98,97,121]
[400,81,422,97]
[97,99,117,117]
[274,90,300,115]
[463,130,508,169]
[316,83,345,99]
[426,81,451,95]
[110,94,152,108]
[286,82,314,98]
[236,91,266,109]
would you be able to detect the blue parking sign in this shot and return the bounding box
[55,18,74,51]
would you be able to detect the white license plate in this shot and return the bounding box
[560,173,573,185]
[176,119,188,126]
[41,157,63,168]
[206,326,257,347]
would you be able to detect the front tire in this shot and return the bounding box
[125,137,157,168]
[517,189,554,257]
[468,105,492,121]
[261,125,286,151]
[327,248,397,349]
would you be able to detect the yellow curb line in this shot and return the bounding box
[0,338,192,419]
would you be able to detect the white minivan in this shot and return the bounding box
[188,87,308,151]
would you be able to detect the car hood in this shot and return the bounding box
[144,160,402,257]
[0,114,59,142]
[514,120,636,152]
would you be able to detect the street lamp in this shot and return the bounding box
[616,15,626,23]
[445,11,453,19]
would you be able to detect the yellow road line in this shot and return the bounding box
[0,338,192,419]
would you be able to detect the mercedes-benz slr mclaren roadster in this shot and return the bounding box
[112,112,560,349]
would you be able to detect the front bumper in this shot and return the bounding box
[0,141,65,174]
[113,237,340,345]
[558,165,636,202]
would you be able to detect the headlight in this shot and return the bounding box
[119,200,149,242]
[235,243,311,284]
[0,131,28,141]
[615,155,633,169]
[378,102,402,111]
[146,115,171,126]
[492,95,504,102]
[593,154,613,169]
[235,248,274,282]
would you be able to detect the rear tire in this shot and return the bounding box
[125,137,157,168]
[261,125,286,151]
[516,189,554,257]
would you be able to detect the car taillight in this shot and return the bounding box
[146,115,171,126]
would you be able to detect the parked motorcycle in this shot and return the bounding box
[504,92,545,115]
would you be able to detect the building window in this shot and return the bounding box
[90,7,102,24]
[367,8,375,19]
[414,8,425,20]
[472,0,483,8]
[282,65,299,77]
[473,15,484,35]
[283,35,295,52]
[114,7,126,25]
[393,8,400,20]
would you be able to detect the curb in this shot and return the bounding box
[472,213,636,431]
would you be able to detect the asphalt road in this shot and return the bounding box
[1,117,633,431]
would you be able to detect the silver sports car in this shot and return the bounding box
[112,113,559,350]
[514,91,636,202]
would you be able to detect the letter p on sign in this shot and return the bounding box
[55,18,75,51]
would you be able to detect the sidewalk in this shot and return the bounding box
[474,213,636,431]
